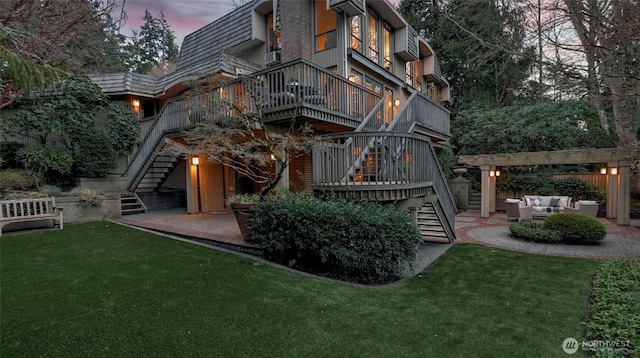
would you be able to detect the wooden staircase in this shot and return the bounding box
[120,192,147,215]
[137,154,179,191]
[416,203,454,243]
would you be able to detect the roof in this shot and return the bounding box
[89,53,260,96]
[176,0,257,72]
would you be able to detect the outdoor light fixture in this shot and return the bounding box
[132,99,140,108]
[495,170,501,177]
[394,99,400,107]
[611,167,618,175]
[490,170,495,177]
[600,168,607,175]
[191,157,199,166]
[270,154,276,161]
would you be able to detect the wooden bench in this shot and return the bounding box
[0,197,63,236]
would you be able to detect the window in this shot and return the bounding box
[349,15,362,53]
[405,62,413,86]
[315,0,336,52]
[267,15,281,52]
[364,76,382,123]
[385,88,393,124]
[383,25,392,71]
[368,11,378,63]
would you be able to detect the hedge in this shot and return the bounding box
[249,193,422,284]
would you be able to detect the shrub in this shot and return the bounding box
[249,193,422,284]
[70,188,102,207]
[73,128,117,176]
[39,185,62,196]
[585,259,640,357]
[543,213,606,244]
[0,169,43,191]
[509,221,563,243]
[17,146,73,176]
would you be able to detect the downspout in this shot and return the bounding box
[341,12,348,77]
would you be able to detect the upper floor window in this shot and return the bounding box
[383,25,392,71]
[315,0,337,52]
[267,14,281,52]
[368,11,378,63]
[349,15,362,53]
[405,62,413,86]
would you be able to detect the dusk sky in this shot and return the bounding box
[122,0,402,48]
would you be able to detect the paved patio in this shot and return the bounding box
[114,208,640,278]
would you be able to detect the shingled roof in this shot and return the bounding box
[176,0,256,72]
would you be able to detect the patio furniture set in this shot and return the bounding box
[505,195,600,221]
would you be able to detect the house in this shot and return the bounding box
[90,0,456,242]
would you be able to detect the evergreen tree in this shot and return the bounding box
[125,10,179,75]
[399,0,534,109]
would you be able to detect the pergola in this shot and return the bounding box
[458,148,634,225]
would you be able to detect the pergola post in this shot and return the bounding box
[606,162,618,219]
[480,165,491,218]
[617,163,631,226]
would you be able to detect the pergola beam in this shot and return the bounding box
[458,148,632,167]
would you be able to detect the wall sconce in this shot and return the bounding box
[600,167,607,175]
[191,157,199,166]
[611,167,618,175]
[495,170,501,177]
[489,170,495,177]
[132,99,140,114]
[394,99,400,107]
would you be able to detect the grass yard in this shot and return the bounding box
[1,222,599,357]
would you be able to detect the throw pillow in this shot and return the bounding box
[533,198,541,206]
[550,197,560,207]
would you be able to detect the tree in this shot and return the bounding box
[125,10,179,75]
[399,0,535,109]
[558,0,640,149]
[0,0,128,108]
[166,79,317,197]
[452,100,616,155]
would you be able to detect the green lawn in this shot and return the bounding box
[1,222,599,357]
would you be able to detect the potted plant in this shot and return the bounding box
[227,193,260,240]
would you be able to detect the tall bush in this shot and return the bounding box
[249,193,422,284]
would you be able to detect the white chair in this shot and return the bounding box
[505,200,533,221]
[577,201,599,217]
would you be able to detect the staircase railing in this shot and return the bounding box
[316,90,456,239]
[125,59,382,191]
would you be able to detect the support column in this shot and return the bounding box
[480,165,490,218]
[617,163,631,226]
[489,167,496,213]
[606,162,618,219]
[186,157,199,214]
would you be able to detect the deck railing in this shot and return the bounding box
[126,59,382,191]
[314,131,456,232]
